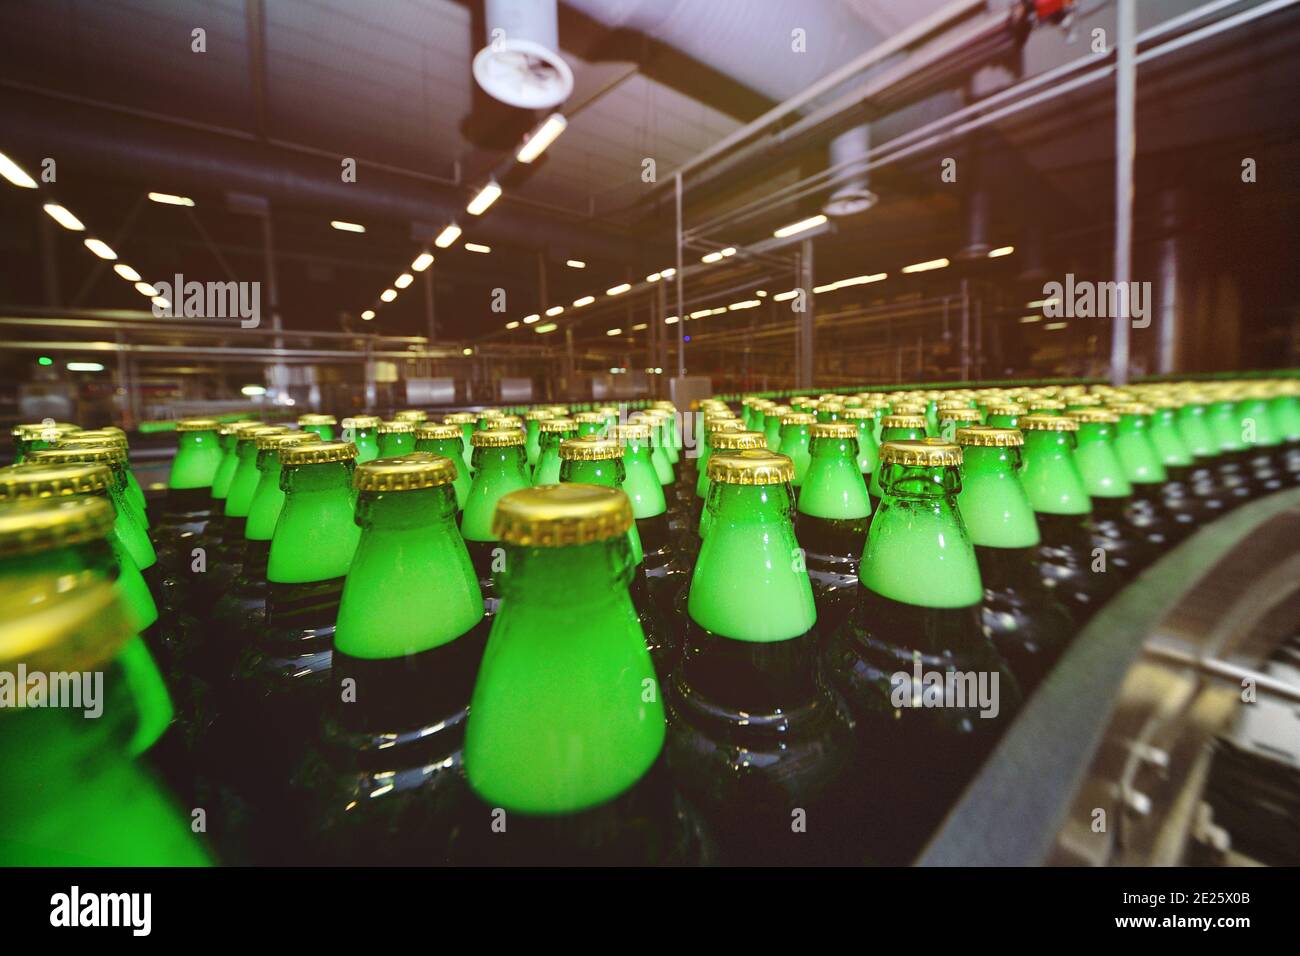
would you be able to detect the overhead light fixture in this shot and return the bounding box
[573,295,595,308]
[66,362,105,373]
[606,283,631,296]
[1019,315,1041,324]
[330,220,366,233]
[816,273,888,293]
[83,238,117,260]
[534,322,558,334]
[774,290,800,302]
[729,300,760,311]
[517,113,568,164]
[411,252,434,272]
[1026,297,1060,309]
[721,247,736,258]
[361,310,375,321]
[37,356,53,366]
[463,348,474,356]
[664,316,679,324]
[988,245,1015,258]
[240,384,267,396]
[151,296,171,311]
[434,223,462,248]
[1044,322,1068,331]
[755,290,767,297]
[506,320,520,329]
[523,313,540,324]
[606,328,622,336]
[566,259,586,269]
[660,268,676,278]
[773,214,827,239]
[0,151,37,188]
[701,251,723,264]
[380,288,397,303]
[545,305,564,317]
[148,192,194,207]
[42,204,85,231]
[466,180,502,216]
[901,257,949,274]
[710,307,727,315]
[464,242,491,254]
[134,282,158,297]
[394,273,414,289]
[113,264,142,282]
[646,272,662,283]
[690,309,711,319]
[632,323,647,331]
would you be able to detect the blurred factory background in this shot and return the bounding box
[0,0,1298,427]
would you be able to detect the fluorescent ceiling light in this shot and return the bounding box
[573,295,595,308]
[361,310,375,321]
[632,323,647,331]
[701,251,723,264]
[66,362,105,372]
[113,264,142,282]
[394,273,413,289]
[83,238,117,260]
[606,328,622,336]
[1019,315,1041,324]
[901,257,949,274]
[330,220,366,233]
[151,296,170,310]
[534,322,558,334]
[664,316,679,324]
[690,309,711,319]
[42,204,85,231]
[773,214,827,239]
[646,272,661,282]
[816,272,888,294]
[1044,322,1068,331]
[148,192,194,207]
[755,290,767,297]
[660,268,676,278]
[506,320,520,329]
[1027,297,1060,309]
[729,300,760,310]
[240,384,266,396]
[774,290,800,301]
[134,282,158,297]
[380,288,397,302]
[606,283,631,296]
[517,113,568,163]
[545,305,564,317]
[434,224,462,248]
[0,151,38,188]
[523,313,540,324]
[464,242,491,254]
[566,259,586,269]
[463,348,473,356]
[411,252,434,272]
[988,245,1015,258]
[466,180,502,216]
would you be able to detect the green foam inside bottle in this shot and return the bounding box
[797,435,870,520]
[461,445,530,542]
[1019,430,1092,516]
[168,428,222,490]
[957,445,1040,549]
[267,459,361,583]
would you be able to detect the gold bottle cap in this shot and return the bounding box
[414,423,463,442]
[574,411,607,425]
[538,418,577,435]
[1107,402,1154,416]
[1029,399,1066,411]
[28,445,127,467]
[297,413,338,426]
[811,422,860,441]
[525,409,553,421]
[955,426,1023,448]
[478,408,506,418]
[707,449,795,485]
[937,399,972,412]
[779,412,816,426]
[1018,414,1079,432]
[841,407,876,421]
[709,430,767,452]
[354,452,457,492]
[985,403,1025,417]
[377,420,415,434]
[939,407,983,423]
[341,415,382,430]
[175,418,221,432]
[238,425,290,443]
[256,431,322,451]
[880,414,927,430]
[12,422,80,442]
[1065,407,1120,424]
[879,439,963,467]
[615,423,651,442]
[0,462,112,499]
[472,428,526,448]
[59,430,127,448]
[393,410,428,423]
[281,441,359,466]
[493,483,632,547]
[560,436,621,461]
[0,497,115,559]
[219,420,261,436]
[891,402,926,416]
[444,412,476,425]
[764,405,792,418]
[0,571,133,677]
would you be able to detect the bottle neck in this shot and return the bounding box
[797,437,870,519]
[267,460,361,583]
[1019,431,1092,515]
[302,423,334,441]
[1072,423,1133,498]
[244,450,287,541]
[334,485,482,659]
[378,432,415,458]
[1115,416,1168,484]
[957,446,1040,549]
[863,464,983,608]
[621,442,667,519]
[223,440,263,517]
[350,427,380,462]
[1149,410,1193,465]
[462,445,530,541]
[169,430,222,489]
[690,482,816,642]
[465,538,664,816]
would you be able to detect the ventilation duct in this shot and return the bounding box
[474,0,574,110]
[822,124,878,218]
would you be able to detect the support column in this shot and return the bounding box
[1109,0,1137,385]
[797,237,815,389]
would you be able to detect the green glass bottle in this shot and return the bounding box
[691,419,745,530]
[531,417,575,487]
[869,413,926,506]
[461,428,530,613]
[461,484,700,864]
[762,404,791,452]
[376,420,416,459]
[843,407,880,480]
[155,419,225,582]
[341,415,381,463]
[211,420,257,502]
[574,410,607,438]
[671,448,855,864]
[821,439,1020,863]
[297,413,337,442]
[414,423,470,510]
[10,421,79,465]
[617,423,687,622]
[59,430,148,530]
[794,421,871,631]
[955,426,1074,691]
[288,453,486,864]
[210,425,291,594]
[984,402,1024,429]
[1238,387,1288,495]
[642,410,677,487]
[938,406,983,443]
[778,412,816,490]
[0,545,210,866]
[524,409,549,471]
[444,412,477,476]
